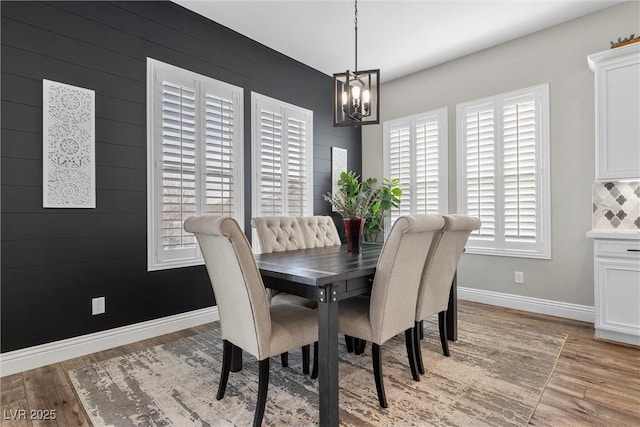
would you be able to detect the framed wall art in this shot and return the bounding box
[331,147,348,203]
[42,79,96,208]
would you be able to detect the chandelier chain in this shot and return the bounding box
[354,0,358,71]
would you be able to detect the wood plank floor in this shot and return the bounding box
[2,301,639,426]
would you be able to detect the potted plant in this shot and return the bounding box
[361,177,402,242]
[323,171,379,253]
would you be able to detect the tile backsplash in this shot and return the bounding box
[592,181,640,229]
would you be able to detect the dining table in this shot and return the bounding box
[253,242,458,427]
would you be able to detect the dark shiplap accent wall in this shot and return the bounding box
[1,1,361,352]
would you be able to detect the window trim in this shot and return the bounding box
[147,58,244,271]
[250,92,314,225]
[456,83,551,259]
[383,107,449,234]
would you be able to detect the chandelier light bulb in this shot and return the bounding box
[351,85,361,101]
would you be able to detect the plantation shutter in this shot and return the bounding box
[384,109,448,230]
[463,107,496,239]
[148,59,243,270]
[161,81,198,253]
[503,95,537,243]
[203,92,236,217]
[286,114,308,216]
[456,84,549,259]
[415,117,440,214]
[258,108,284,216]
[252,93,313,223]
[388,122,412,224]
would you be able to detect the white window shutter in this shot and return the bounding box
[384,108,448,232]
[388,122,412,224]
[503,96,537,243]
[286,114,308,217]
[203,92,237,217]
[251,93,313,226]
[456,84,550,259]
[160,82,198,255]
[258,108,284,216]
[147,58,243,271]
[463,107,495,239]
[415,117,441,214]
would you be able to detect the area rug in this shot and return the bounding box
[68,308,566,426]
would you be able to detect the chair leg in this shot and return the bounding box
[253,358,270,427]
[311,342,319,379]
[404,328,420,381]
[414,321,425,375]
[217,340,232,400]
[345,335,354,353]
[438,311,450,357]
[372,344,388,408]
[280,352,288,367]
[354,339,366,355]
[358,340,367,354]
[302,345,310,374]
[419,320,424,340]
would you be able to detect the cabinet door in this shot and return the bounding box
[595,258,640,341]
[594,51,640,180]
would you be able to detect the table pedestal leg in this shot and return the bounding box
[318,284,339,427]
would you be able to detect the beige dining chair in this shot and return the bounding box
[251,216,316,373]
[337,214,445,408]
[413,214,481,375]
[252,216,307,253]
[250,216,315,306]
[184,215,318,427]
[296,216,342,248]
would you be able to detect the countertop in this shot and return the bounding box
[586,229,640,240]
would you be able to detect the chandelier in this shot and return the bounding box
[333,0,380,127]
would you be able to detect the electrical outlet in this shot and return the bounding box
[515,271,524,284]
[92,297,105,315]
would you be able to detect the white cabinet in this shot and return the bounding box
[588,43,640,180]
[589,235,640,346]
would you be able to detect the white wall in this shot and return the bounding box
[363,2,639,307]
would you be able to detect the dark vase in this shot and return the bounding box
[343,218,365,254]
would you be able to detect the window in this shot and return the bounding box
[456,84,550,259]
[383,108,448,227]
[147,58,243,270]
[251,92,313,220]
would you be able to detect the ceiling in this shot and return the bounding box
[174,0,623,83]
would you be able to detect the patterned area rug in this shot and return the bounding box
[68,308,566,426]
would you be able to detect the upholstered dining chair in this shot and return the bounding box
[251,216,314,310]
[296,216,342,248]
[251,216,307,253]
[251,216,316,373]
[184,215,318,427]
[413,215,481,375]
[337,214,445,408]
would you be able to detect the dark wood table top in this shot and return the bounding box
[254,242,382,288]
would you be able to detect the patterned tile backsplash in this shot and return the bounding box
[592,181,640,229]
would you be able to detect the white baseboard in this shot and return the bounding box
[0,307,219,377]
[595,328,640,346]
[1,290,593,377]
[458,286,595,323]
